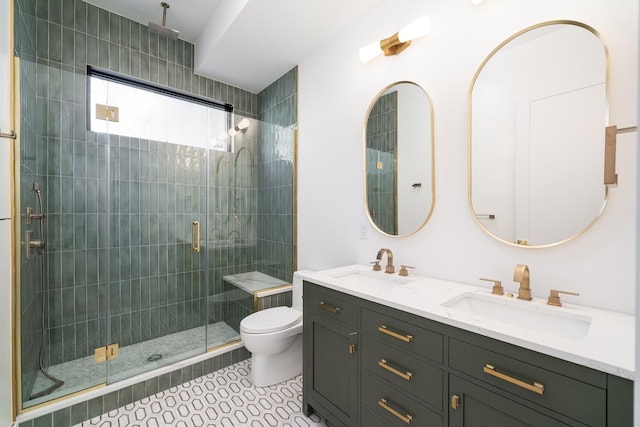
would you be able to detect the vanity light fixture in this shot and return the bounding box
[358,16,431,63]
[228,118,251,136]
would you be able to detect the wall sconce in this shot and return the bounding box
[228,118,250,136]
[359,16,431,63]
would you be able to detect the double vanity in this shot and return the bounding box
[300,263,634,426]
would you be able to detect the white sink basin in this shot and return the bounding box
[442,292,591,340]
[327,268,414,290]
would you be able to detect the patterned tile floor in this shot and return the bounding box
[74,360,330,427]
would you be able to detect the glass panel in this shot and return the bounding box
[18,58,109,408]
[95,77,229,382]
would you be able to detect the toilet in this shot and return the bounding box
[240,272,305,387]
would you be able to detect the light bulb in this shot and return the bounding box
[359,41,383,63]
[237,118,250,130]
[398,16,431,42]
[228,128,237,137]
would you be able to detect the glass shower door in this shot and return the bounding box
[90,75,212,382]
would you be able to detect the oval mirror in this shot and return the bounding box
[364,82,435,236]
[469,21,608,247]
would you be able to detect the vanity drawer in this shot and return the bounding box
[303,282,359,327]
[361,335,443,411]
[449,339,606,426]
[361,307,443,364]
[361,371,442,427]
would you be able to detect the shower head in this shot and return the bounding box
[149,2,180,40]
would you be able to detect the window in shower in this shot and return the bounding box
[87,67,233,152]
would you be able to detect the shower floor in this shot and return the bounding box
[28,321,240,407]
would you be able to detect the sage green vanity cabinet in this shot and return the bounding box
[303,282,359,427]
[302,281,633,427]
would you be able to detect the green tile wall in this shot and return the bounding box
[256,67,297,283]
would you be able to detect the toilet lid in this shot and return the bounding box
[241,307,302,334]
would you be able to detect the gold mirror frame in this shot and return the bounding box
[468,20,610,248]
[363,81,435,237]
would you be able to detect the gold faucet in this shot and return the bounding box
[513,264,532,300]
[376,248,395,274]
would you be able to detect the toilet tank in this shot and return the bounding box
[292,271,310,311]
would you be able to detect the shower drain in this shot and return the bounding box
[147,354,163,362]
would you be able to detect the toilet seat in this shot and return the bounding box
[240,307,302,334]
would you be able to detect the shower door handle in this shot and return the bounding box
[192,221,201,253]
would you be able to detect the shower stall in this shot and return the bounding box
[13,0,297,412]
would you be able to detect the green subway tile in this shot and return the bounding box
[86,34,97,66]
[140,52,150,80]
[49,0,62,25]
[98,7,109,40]
[139,25,149,54]
[75,321,87,358]
[97,38,109,68]
[36,18,48,59]
[109,12,120,44]
[62,27,74,65]
[132,381,145,402]
[74,0,86,33]
[109,42,120,72]
[53,405,71,427]
[86,284,98,319]
[158,372,171,392]
[120,46,130,75]
[158,35,167,60]
[49,22,62,62]
[120,18,130,47]
[149,31,158,57]
[118,386,133,407]
[87,396,103,419]
[33,413,52,427]
[129,21,140,50]
[74,248,87,285]
[145,377,158,396]
[103,390,119,412]
[73,31,87,67]
[70,401,88,425]
[62,324,75,360]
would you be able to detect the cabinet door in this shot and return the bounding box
[304,313,358,426]
[449,375,572,427]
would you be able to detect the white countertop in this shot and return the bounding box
[300,264,635,380]
[223,271,289,294]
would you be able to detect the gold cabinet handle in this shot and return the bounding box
[191,221,201,253]
[378,359,413,381]
[451,394,460,409]
[483,364,544,395]
[378,398,413,424]
[378,325,413,343]
[318,301,341,314]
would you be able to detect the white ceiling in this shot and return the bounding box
[87,0,388,93]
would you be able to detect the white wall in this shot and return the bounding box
[0,0,13,422]
[298,0,637,314]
